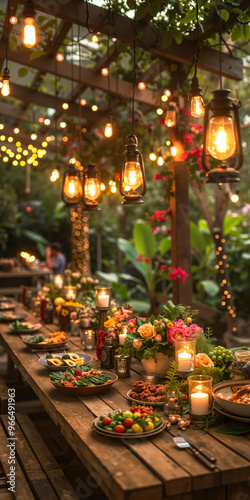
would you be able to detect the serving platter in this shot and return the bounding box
[0,312,27,323]
[212,379,250,417]
[38,352,93,371]
[23,336,69,350]
[91,412,166,439]
[0,303,16,311]
[8,322,42,334]
[50,371,118,396]
[213,401,250,423]
[126,389,165,407]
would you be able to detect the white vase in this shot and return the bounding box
[141,352,173,378]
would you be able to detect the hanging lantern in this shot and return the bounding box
[1,67,10,97]
[202,89,243,183]
[104,119,113,138]
[83,162,102,211]
[62,165,83,206]
[22,0,37,48]
[149,146,157,162]
[157,149,164,166]
[164,102,177,127]
[190,75,205,118]
[120,134,146,205]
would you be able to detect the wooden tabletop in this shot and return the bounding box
[0,302,250,500]
[0,269,51,278]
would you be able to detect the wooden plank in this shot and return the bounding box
[0,421,35,500]
[22,0,243,80]
[1,416,59,500]
[14,414,79,500]
[0,327,163,500]
[208,427,250,462]
[0,375,8,414]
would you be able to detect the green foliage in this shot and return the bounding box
[165,361,179,391]
[195,328,217,355]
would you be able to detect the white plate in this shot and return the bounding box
[212,380,250,417]
[38,352,93,371]
[8,322,42,334]
[127,389,165,407]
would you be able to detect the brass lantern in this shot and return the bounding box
[202,89,243,183]
[62,165,83,206]
[83,162,102,211]
[120,134,146,205]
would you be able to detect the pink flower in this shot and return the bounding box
[136,254,142,262]
[168,267,188,283]
[133,339,143,349]
[160,265,167,271]
[154,334,162,342]
[183,133,194,143]
[167,324,188,345]
[154,173,166,181]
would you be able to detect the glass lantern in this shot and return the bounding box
[83,162,102,211]
[64,285,76,301]
[175,338,196,374]
[62,165,83,206]
[53,274,63,289]
[120,134,146,205]
[95,286,111,309]
[188,375,213,422]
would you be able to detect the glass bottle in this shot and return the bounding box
[101,337,114,369]
[96,330,108,360]
[43,300,54,324]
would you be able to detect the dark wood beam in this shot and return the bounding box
[3,44,168,109]
[29,0,243,80]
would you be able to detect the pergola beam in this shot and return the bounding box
[2,44,168,109]
[30,0,243,80]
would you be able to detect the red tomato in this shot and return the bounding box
[123,418,134,428]
[102,417,112,426]
[114,425,125,433]
[69,377,76,382]
[76,376,81,380]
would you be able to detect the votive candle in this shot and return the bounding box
[119,326,127,346]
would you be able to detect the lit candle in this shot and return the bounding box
[65,287,76,300]
[119,326,127,346]
[178,350,192,371]
[191,390,209,415]
[54,274,63,289]
[98,291,109,307]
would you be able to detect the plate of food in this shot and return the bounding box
[8,321,42,334]
[0,312,27,323]
[0,295,8,302]
[23,331,68,350]
[49,366,117,395]
[92,407,165,439]
[212,380,250,417]
[213,401,250,423]
[38,352,93,370]
[0,302,16,311]
[127,381,166,406]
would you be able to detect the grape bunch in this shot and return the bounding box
[209,346,233,368]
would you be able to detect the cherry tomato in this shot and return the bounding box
[145,422,154,432]
[132,424,143,433]
[114,425,125,433]
[69,377,76,382]
[76,376,81,381]
[122,411,133,419]
[133,412,141,419]
[102,417,112,426]
[123,418,134,428]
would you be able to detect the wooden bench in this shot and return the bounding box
[0,375,8,414]
[0,414,79,500]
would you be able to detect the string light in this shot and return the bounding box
[44,118,50,125]
[91,34,99,43]
[9,16,17,24]
[156,108,163,115]
[60,121,67,128]
[30,133,37,140]
[56,53,64,62]
[101,68,109,76]
[0,124,4,130]
[104,121,113,138]
[1,67,10,97]
[14,128,19,134]
[62,102,69,110]
[138,81,146,90]
[231,189,240,203]
[161,94,168,102]
[22,0,37,48]
[7,137,13,142]
[91,104,98,112]
[80,99,87,106]
[164,89,171,97]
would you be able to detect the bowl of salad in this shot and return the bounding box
[49,365,118,395]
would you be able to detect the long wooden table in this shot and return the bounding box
[0,302,250,500]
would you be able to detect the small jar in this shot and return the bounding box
[84,330,96,350]
[101,337,114,369]
[164,390,183,417]
[40,298,49,320]
[114,355,131,378]
[44,301,54,324]
[34,298,41,317]
[25,289,33,309]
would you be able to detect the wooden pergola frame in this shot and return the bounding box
[0,0,249,305]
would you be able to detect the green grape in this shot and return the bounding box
[217,355,222,361]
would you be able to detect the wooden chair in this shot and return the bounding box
[0,414,79,500]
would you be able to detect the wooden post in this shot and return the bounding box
[169,160,192,305]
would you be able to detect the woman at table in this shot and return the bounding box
[45,242,66,275]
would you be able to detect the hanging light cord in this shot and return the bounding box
[54,54,58,159]
[194,0,200,77]
[131,2,136,135]
[107,1,111,116]
[219,2,222,89]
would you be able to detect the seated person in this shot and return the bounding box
[45,242,66,276]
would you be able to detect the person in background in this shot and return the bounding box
[45,242,66,275]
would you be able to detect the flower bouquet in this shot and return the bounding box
[104,305,134,342]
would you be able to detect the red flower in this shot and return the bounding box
[114,172,120,180]
[154,173,166,181]
[145,257,151,264]
[181,108,191,115]
[136,254,142,262]
[168,267,188,283]
[160,265,167,271]
[179,152,188,161]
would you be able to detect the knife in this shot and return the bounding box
[178,431,217,463]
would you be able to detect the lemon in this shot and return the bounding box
[74,358,85,365]
[54,297,65,306]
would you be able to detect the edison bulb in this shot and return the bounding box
[104,122,113,138]
[1,78,10,97]
[62,102,69,110]
[101,68,109,76]
[22,17,37,48]
[91,34,99,43]
[50,169,60,182]
[124,161,142,190]
[191,95,205,118]
[149,151,157,161]
[156,108,163,116]
[31,133,37,140]
[157,154,164,166]
[170,146,177,157]
[84,178,101,201]
[56,53,64,62]
[64,176,83,199]
[138,81,146,90]
[207,116,236,160]
[231,192,239,203]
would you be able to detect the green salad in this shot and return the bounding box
[50,365,112,387]
[12,320,30,330]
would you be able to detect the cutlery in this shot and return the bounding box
[178,431,217,463]
[173,436,216,470]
